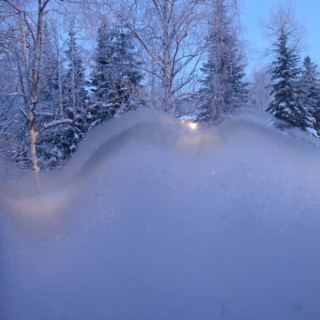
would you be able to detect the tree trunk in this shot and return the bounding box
[29,118,41,190]
[29,115,40,172]
[70,27,76,111]
[162,0,172,113]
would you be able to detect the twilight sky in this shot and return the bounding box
[240,0,320,72]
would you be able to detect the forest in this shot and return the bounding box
[0,0,319,173]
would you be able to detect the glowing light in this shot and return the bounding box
[188,122,198,130]
[179,118,198,130]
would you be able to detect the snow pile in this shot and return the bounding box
[1,110,320,320]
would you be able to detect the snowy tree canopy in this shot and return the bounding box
[197,0,248,123]
[267,28,313,132]
[90,24,144,122]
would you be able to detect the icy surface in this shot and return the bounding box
[1,110,320,320]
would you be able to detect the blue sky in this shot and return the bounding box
[240,0,320,72]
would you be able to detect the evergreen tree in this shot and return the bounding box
[37,24,63,169]
[90,24,144,124]
[197,0,248,123]
[39,23,62,112]
[299,56,320,133]
[64,29,88,117]
[57,29,88,162]
[37,28,88,170]
[267,29,312,131]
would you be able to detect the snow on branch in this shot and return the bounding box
[35,119,74,143]
[33,111,54,117]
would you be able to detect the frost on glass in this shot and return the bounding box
[1,110,320,320]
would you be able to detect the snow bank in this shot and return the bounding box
[1,110,320,320]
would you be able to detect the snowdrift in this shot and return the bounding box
[1,110,320,320]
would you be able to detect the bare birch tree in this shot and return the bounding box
[1,0,75,172]
[262,0,307,56]
[118,0,206,114]
[248,66,273,111]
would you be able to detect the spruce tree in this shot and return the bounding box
[39,23,62,112]
[64,30,88,117]
[58,30,88,162]
[197,0,248,123]
[90,24,144,124]
[267,29,312,131]
[37,24,72,170]
[38,29,88,170]
[299,56,320,134]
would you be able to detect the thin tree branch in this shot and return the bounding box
[35,118,74,143]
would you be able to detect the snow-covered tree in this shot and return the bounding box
[0,0,78,173]
[248,66,273,111]
[90,24,144,124]
[39,23,62,113]
[29,22,88,171]
[120,0,205,113]
[64,27,88,117]
[266,29,312,131]
[197,0,248,123]
[298,56,320,133]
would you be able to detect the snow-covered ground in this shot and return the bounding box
[1,110,320,320]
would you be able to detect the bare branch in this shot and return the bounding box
[35,118,74,143]
[3,0,23,13]
[125,22,163,67]
[19,108,28,119]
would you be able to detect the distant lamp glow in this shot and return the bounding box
[179,116,197,130]
[188,122,197,130]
